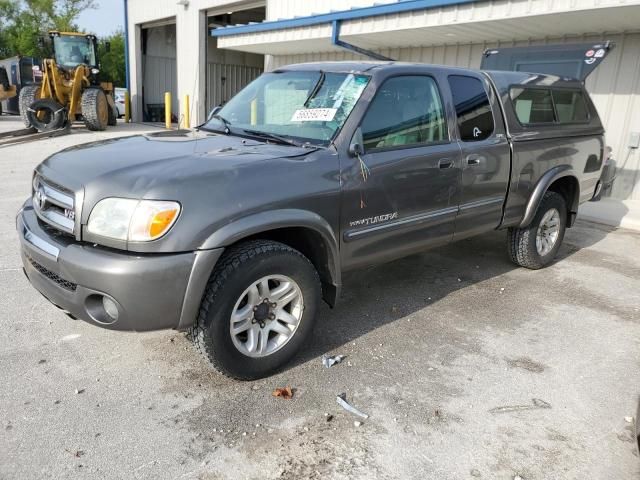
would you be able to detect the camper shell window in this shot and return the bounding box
[510,87,590,126]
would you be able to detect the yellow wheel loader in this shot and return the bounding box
[0,66,17,115]
[19,31,118,132]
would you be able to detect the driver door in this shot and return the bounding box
[340,74,462,270]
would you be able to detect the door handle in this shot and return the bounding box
[438,158,454,169]
[466,154,485,166]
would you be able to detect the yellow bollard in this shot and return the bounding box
[250,98,257,126]
[164,92,172,129]
[124,91,131,123]
[184,94,190,129]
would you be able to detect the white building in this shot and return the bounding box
[125,0,640,207]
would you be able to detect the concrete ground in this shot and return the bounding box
[580,198,640,232]
[0,116,639,480]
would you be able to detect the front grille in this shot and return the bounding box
[27,255,77,292]
[32,175,76,236]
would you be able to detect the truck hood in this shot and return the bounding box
[34,129,337,253]
[38,130,313,188]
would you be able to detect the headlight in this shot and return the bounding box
[87,198,180,242]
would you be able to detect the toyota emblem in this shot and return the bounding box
[34,186,47,209]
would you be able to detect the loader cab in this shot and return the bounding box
[50,32,99,71]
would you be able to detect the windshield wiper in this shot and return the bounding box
[304,71,325,107]
[241,129,300,147]
[212,114,232,134]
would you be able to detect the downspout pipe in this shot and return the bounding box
[123,0,130,91]
[330,20,394,61]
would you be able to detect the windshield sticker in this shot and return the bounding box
[291,108,337,122]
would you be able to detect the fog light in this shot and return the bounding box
[102,296,119,321]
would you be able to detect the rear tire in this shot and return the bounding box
[25,99,67,132]
[19,85,40,127]
[191,240,321,380]
[507,191,567,269]
[81,88,109,131]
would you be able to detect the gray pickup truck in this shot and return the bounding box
[18,62,605,379]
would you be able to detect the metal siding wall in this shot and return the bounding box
[143,55,179,113]
[206,63,263,111]
[267,0,396,21]
[269,32,640,201]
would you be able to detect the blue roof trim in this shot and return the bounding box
[211,0,478,37]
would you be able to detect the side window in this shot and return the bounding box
[511,88,556,124]
[361,76,447,151]
[552,89,589,123]
[448,75,494,141]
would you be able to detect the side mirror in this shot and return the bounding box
[348,127,364,156]
[105,41,111,53]
[207,105,222,121]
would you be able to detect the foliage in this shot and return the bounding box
[0,0,97,58]
[98,30,125,87]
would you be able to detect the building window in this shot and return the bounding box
[448,75,494,141]
[552,89,589,123]
[361,76,447,151]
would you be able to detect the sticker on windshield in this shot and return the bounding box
[291,108,337,122]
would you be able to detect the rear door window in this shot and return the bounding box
[552,89,589,123]
[511,88,556,124]
[361,75,447,151]
[448,75,494,141]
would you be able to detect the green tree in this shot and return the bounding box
[98,30,125,87]
[0,0,96,58]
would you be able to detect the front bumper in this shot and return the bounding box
[18,202,222,331]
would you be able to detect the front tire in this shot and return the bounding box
[192,240,321,380]
[81,88,109,131]
[507,191,567,269]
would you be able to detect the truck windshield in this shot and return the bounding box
[204,71,370,146]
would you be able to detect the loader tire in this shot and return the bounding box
[26,99,67,132]
[19,85,40,127]
[81,88,109,131]
[108,104,117,126]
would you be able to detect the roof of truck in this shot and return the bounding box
[278,61,585,89]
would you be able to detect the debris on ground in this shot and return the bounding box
[65,449,84,458]
[322,354,346,368]
[75,388,85,395]
[506,356,546,373]
[325,413,333,422]
[38,359,46,364]
[354,421,362,427]
[272,386,293,400]
[489,398,551,414]
[470,469,481,477]
[336,393,369,419]
[624,416,634,423]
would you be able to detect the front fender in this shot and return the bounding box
[519,165,579,228]
[199,208,341,298]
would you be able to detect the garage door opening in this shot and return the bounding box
[207,7,265,114]
[141,22,177,123]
